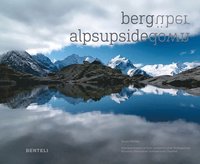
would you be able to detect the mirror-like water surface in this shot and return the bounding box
[0,85,200,164]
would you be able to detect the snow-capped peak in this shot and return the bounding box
[84,56,101,63]
[0,50,47,76]
[108,55,149,77]
[142,62,200,77]
[108,55,134,70]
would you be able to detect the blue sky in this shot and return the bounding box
[48,35,200,65]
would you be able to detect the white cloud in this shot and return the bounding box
[141,85,179,96]
[134,63,144,68]
[180,49,196,55]
[0,0,200,54]
[0,105,200,163]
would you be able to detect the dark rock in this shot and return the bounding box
[141,66,200,93]
[54,62,133,86]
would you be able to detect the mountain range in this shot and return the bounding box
[0,50,199,78]
[1,50,200,88]
[141,62,200,77]
[0,51,101,76]
[54,54,100,69]
[0,51,200,100]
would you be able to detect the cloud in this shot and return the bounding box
[0,0,200,54]
[0,105,200,163]
[179,49,196,55]
[134,63,144,67]
[190,49,196,54]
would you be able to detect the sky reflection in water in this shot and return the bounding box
[0,85,200,164]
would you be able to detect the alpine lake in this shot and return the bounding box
[0,84,200,164]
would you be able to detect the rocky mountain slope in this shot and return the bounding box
[0,64,60,87]
[0,51,48,76]
[166,66,200,88]
[32,53,58,72]
[142,66,200,88]
[53,60,135,86]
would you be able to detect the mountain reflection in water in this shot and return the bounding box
[0,84,200,122]
[0,84,200,164]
